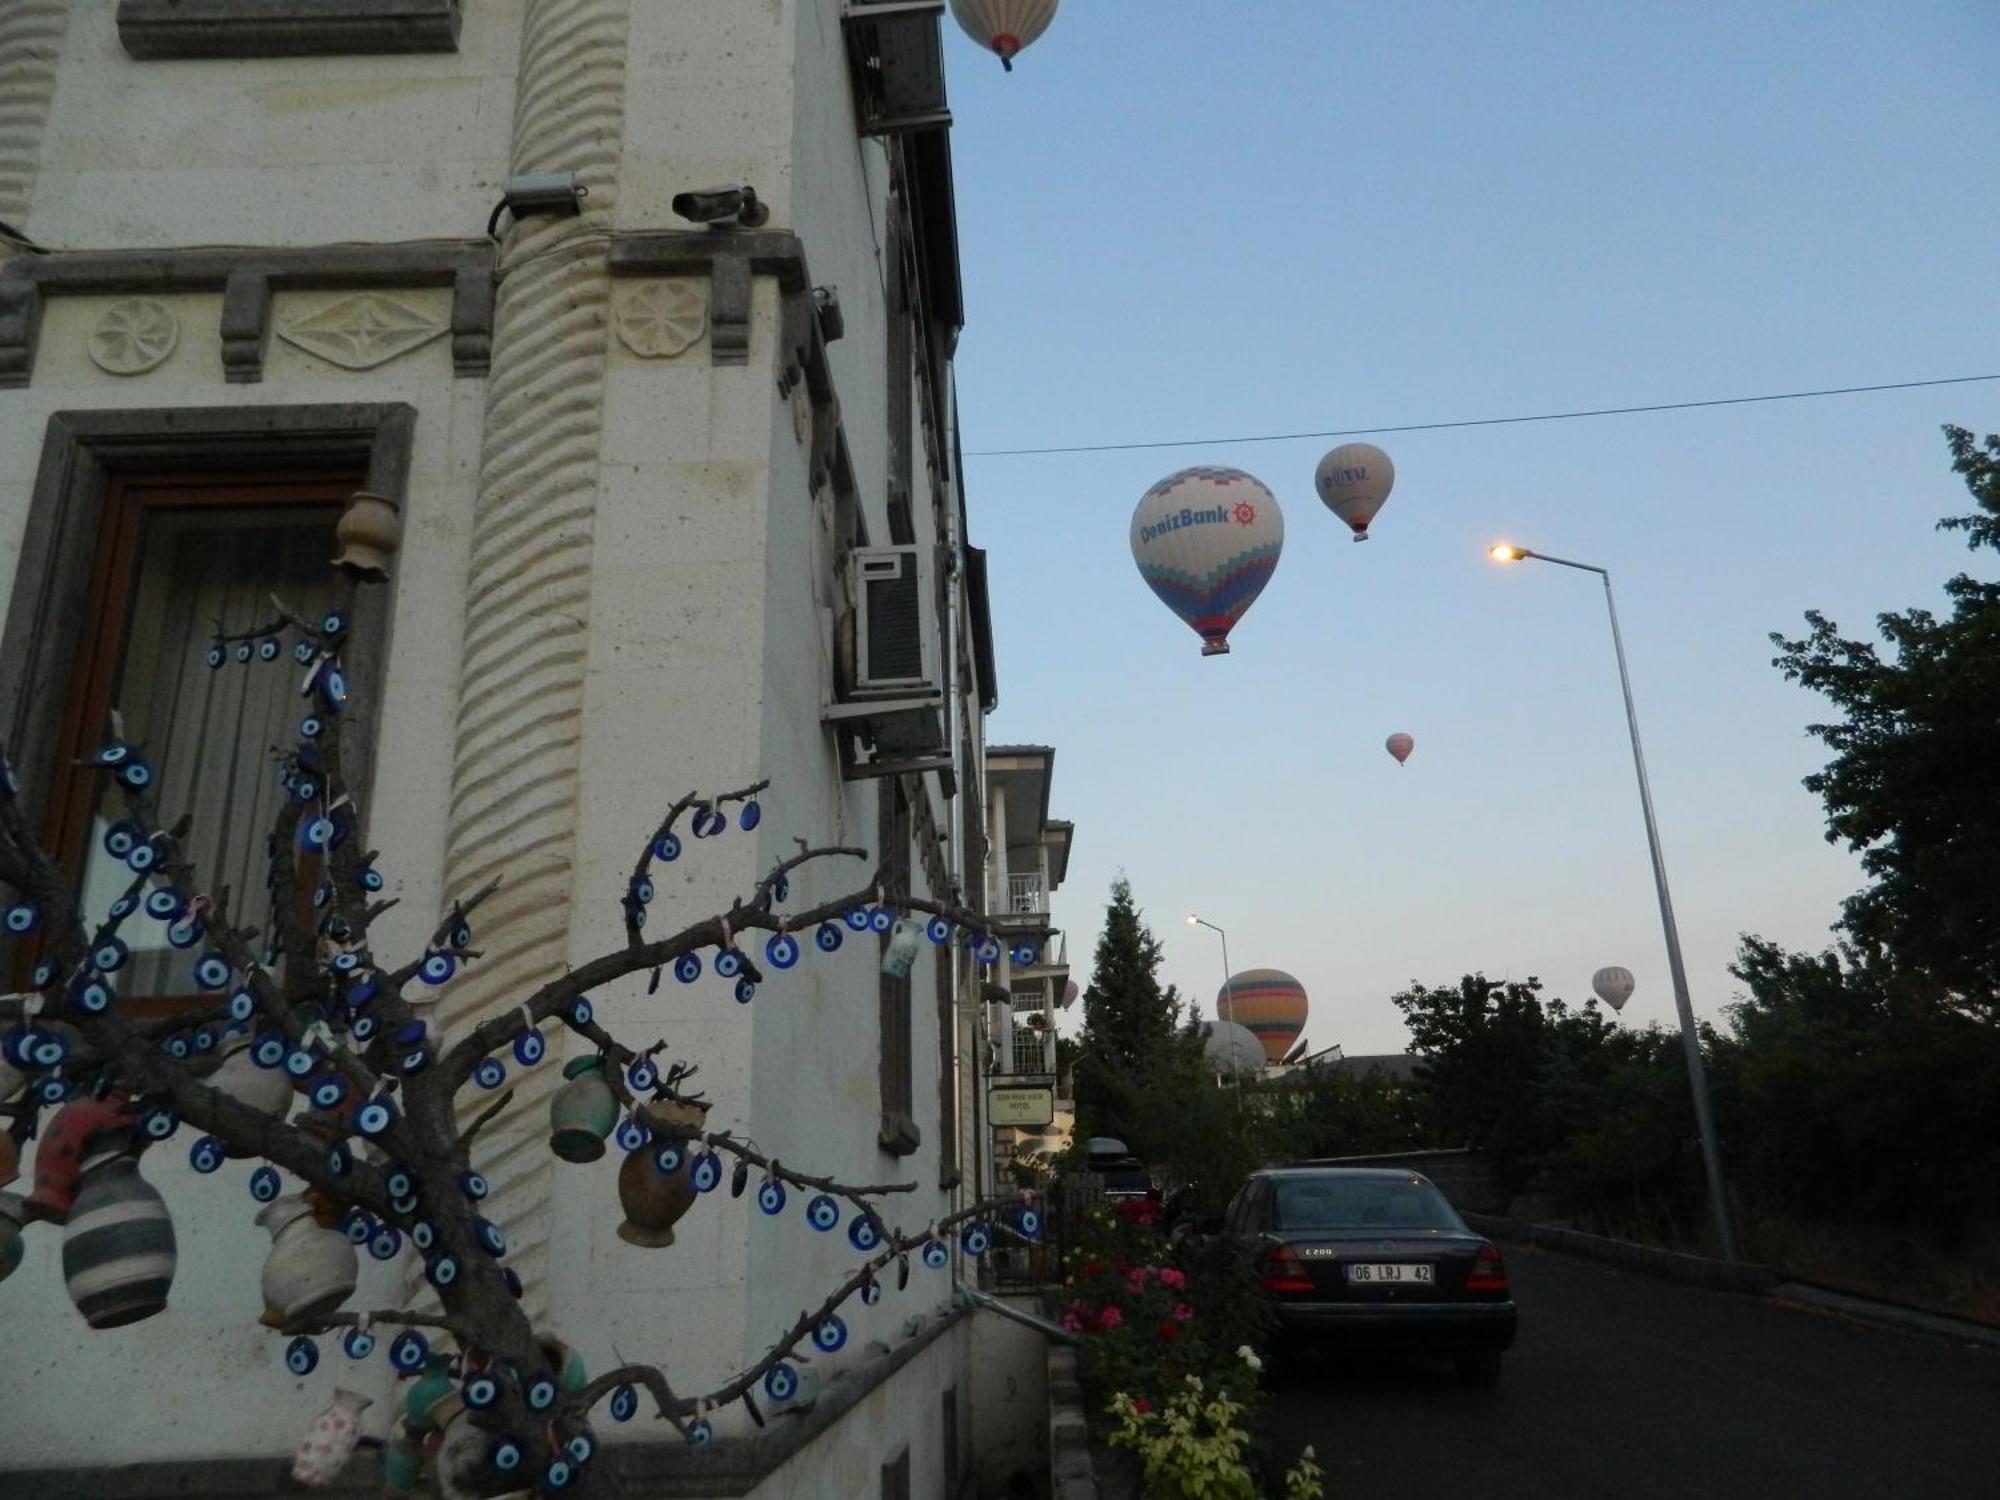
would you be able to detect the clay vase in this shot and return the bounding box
[258,1194,358,1327]
[403,1352,461,1435]
[290,1387,373,1488]
[25,1093,132,1222]
[332,491,403,579]
[548,1056,617,1163]
[0,1190,26,1284]
[210,1033,295,1117]
[61,1131,176,1328]
[617,1098,706,1248]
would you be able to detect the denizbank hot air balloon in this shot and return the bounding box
[1130,466,1284,656]
[1314,442,1395,541]
[1217,969,1308,1065]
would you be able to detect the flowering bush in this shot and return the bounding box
[1107,1378,1324,1500]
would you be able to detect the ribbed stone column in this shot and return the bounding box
[0,1,69,224]
[437,0,632,1323]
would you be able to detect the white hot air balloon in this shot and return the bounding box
[949,0,1058,71]
[1129,466,1284,656]
[1592,966,1635,1012]
[1385,733,1414,766]
[1314,442,1395,541]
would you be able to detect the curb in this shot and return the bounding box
[1768,1282,2000,1351]
[1047,1343,1099,1500]
[1462,1212,1776,1294]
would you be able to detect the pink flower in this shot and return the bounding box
[1132,1397,1152,1415]
[1092,1305,1124,1334]
[1126,1267,1153,1290]
[1172,1302,1194,1322]
[1060,1312,1083,1333]
[1157,1267,1187,1291]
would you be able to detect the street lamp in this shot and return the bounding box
[1486,542,1741,1262]
[1186,913,1234,1019]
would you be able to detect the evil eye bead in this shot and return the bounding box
[235,642,253,665]
[921,1239,950,1270]
[1011,943,1037,966]
[652,1142,683,1174]
[765,933,800,970]
[358,865,383,892]
[164,1032,193,1060]
[31,957,60,988]
[474,1219,507,1257]
[293,641,316,666]
[652,831,681,863]
[960,1224,991,1257]
[975,935,1003,965]
[805,1194,839,1231]
[489,1438,524,1474]
[814,923,843,953]
[284,1048,317,1080]
[252,1032,288,1068]
[165,916,204,951]
[714,948,743,978]
[29,1032,69,1068]
[526,1375,558,1411]
[285,1336,319,1375]
[449,921,472,950]
[343,1327,377,1360]
[319,668,349,711]
[227,987,257,1022]
[614,1117,651,1153]
[690,1153,722,1193]
[869,907,895,935]
[757,1180,786,1215]
[543,1459,574,1490]
[686,1418,713,1448]
[91,938,129,972]
[351,1014,379,1043]
[608,1385,639,1423]
[409,1220,438,1253]
[566,1432,595,1466]
[301,817,335,852]
[92,742,132,767]
[116,757,154,790]
[193,951,232,990]
[763,1364,799,1403]
[567,996,594,1026]
[34,1076,69,1104]
[512,1028,546,1067]
[734,978,756,1005]
[812,1314,848,1353]
[126,840,160,873]
[628,876,654,908]
[627,1058,658,1092]
[459,1170,490,1200]
[738,799,762,831]
[843,907,871,933]
[299,715,322,740]
[72,976,115,1015]
[325,1141,353,1177]
[673,952,702,984]
[426,1255,458,1289]
[249,1166,283,1203]
[462,1372,501,1410]
[206,644,226,670]
[139,1105,177,1140]
[847,1214,883,1252]
[369,1226,404,1261]
[144,887,185,921]
[354,1097,399,1137]
[188,1136,225,1173]
[257,638,281,663]
[1015,1206,1044,1240]
[389,1331,428,1373]
[104,819,142,858]
[861,1279,882,1306]
[321,610,347,637]
[417,952,456,987]
[384,1165,417,1201]
[3,900,38,935]
[772,874,790,903]
[473,1056,507,1090]
[692,807,726,839]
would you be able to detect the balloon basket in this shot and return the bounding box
[1200,640,1231,656]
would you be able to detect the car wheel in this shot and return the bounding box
[1454,1352,1502,1389]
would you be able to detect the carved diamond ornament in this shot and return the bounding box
[613,280,707,359]
[277,293,448,370]
[87,299,179,375]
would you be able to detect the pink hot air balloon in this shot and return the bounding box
[949,0,1059,71]
[1385,733,1414,766]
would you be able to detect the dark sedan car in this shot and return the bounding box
[1223,1166,1518,1386]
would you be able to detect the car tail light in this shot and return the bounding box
[1464,1242,1508,1293]
[1259,1245,1316,1294]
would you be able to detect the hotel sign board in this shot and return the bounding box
[988,1085,1055,1128]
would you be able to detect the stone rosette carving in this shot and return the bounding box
[277,292,449,370]
[612,280,707,359]
[87,299,179,375]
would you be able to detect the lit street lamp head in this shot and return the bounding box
[1488,543,1527,562]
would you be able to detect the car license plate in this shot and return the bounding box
[1345,1263,1433,1284]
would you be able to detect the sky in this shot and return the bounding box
[936,1,2000,1055]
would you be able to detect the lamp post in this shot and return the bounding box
[1186,913,1234,1020]
[1486,543,1740,1262]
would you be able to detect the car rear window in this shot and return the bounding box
[1100,1169,1149,1194]
[1270,1176,1465,1231]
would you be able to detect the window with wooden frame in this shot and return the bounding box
[22,471,359,1014]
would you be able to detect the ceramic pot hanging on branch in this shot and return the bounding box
[548,1055,618,1163]
[290,1387,373,1488]
[61,1130,177,1328]
[26,1093,134,1222]
[616,1097,707,1248]
[258,1194,358,1327]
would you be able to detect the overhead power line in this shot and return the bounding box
[962,373,2000,458]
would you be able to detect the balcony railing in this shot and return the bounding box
[1010,1028,1054,1076]
[1005,873,1046,915]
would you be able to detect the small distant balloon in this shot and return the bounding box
[1314,442,1395,541]
[1592,966,1635,1012]
[1129,466,1284,657]
[1385,733,1414,765]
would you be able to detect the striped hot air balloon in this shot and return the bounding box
[1217,969,1309,1065]
[1130,466,1284,657]
[949,0,1059,70]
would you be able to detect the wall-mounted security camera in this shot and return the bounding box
[670,184,769,228]
[487,172,587,238]
[813,285,844,343]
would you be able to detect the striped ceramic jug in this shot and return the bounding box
[61,1133,176,1328]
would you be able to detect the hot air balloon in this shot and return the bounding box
[1385,733,1414,765]
[949,0,1058,71]
[1198,1021,1267,1080]
[1314,442,1395,541]
[1217,969,1308,1065]
[1592,967,1635,1012]
[1130,466,1284,656]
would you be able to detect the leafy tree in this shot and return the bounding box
[1271,1062,1434,1162]
[1768,425,2000,1007]
[1073,877,1184,1154]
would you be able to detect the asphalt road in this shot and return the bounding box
[1259,1244,2000,1499]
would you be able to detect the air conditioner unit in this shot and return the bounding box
[849,544,938,697]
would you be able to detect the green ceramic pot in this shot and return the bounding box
[548,1056,617,1163]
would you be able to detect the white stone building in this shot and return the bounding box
[0,3,1046,1495]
